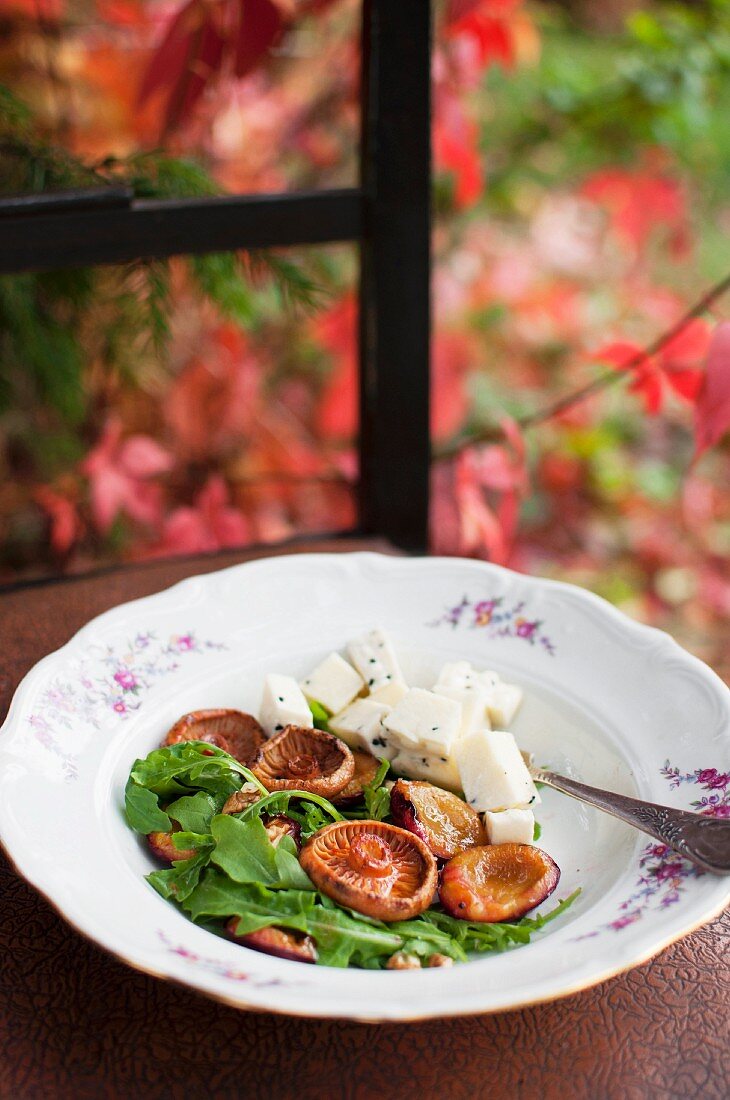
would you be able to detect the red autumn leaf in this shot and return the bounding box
[658,318,709,402]
[34,487,82,555]
[593,341,663,414]
[314,293,358,441]
[432,330,472,442]
[81,417,173,532]
[151,475,251,556]
[234,0,285,77]
[140,0,286,134]
[445,0,521,68]
[433,124,484,208]
[694,321,730,458]
[581,166,686,252]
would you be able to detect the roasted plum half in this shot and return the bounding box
[439,844,560,923]
[226,920,317,964]
[333,749,381,807]
[300,820,438,921]
[164,709,264,766]
[147,824,197,863]
[251,725,354,798]
[390,779,486,860]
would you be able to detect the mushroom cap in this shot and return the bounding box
[300,820,438,921]
[226,920,317,964]
[439,843,561,923]
[251,725,354,798]
[333,749,381,807]
[164,709,264,766]
[390,779,486,860]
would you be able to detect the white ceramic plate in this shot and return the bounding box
[1,553,728,1021]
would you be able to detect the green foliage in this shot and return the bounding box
[480,0,730,207]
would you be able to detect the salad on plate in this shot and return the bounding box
[124,629,578,969]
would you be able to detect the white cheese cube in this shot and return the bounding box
[347,629,408,702]
[454,730,538,812]
[369,679,409,706]
[433,661,477,692]
[382,688,462,752]
[328,698,396,760]
[483,808,535,845]
[391,748,461,792]
[433,684,492,737]
[486,682,523,728]
[259,674,313,738]
[435,661,501,694]
[300,653,364,715]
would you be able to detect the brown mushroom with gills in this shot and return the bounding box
[333,749,381,807]
[390,779,486,860]
[439,843,560,922]
[164,708,264,766]
[251,725,354,798]
[300,820,438,921]
[226,919,317,964]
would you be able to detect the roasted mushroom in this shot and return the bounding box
[226,919,317,964]
[300,820,438,921]
[333,749,381,807]
[164,709,264,766]
[147,824,197,863]
[263,814,302,850]
[251,725,354,798]
[439,843,560,923]
[390,779,486,860]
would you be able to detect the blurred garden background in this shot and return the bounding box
[1,0,729,680]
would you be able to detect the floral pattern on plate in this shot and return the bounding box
[591,762,730,934]
[429,595,556,655]
[27,630,226,779]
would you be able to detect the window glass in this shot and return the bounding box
[0,0,360,198]
[0,243,358,581]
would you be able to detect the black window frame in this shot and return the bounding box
[0,0,431,552]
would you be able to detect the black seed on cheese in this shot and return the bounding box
[440,756,448,763]
[278,697,284,702]
[369,658,376,663]
[275,724,283,731]
[368,679,374,687]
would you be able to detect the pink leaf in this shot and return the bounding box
[694,322,730,458]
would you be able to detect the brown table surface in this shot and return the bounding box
[1,540,728,1100]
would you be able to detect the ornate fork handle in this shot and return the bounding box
[532,768,730,875]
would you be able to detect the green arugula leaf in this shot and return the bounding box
[363,758,391,821]
[185,872,313,931]
[172,830,213,850]
[273,836,316,891]
[185,872,403,968]
[124,778,171,833]
[147,849,212,903]
[210,814,279,884]
[128,742,266,805]
[166,791,220,833]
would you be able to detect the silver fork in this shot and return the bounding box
[521,753,730,875]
